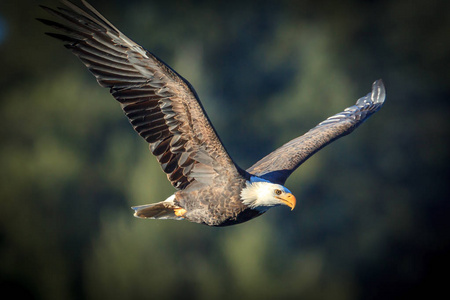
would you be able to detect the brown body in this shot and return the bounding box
[175,177,263,226]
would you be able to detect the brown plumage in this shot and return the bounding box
[247,82,386,185]
[38,0,385,226]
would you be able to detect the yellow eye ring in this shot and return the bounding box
[275,189,282,195]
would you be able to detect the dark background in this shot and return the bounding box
[1,0,449,299]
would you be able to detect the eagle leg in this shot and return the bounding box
[174,207,187,217]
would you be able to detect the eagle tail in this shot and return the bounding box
[131,195,185,220]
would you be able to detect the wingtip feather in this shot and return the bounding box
[371,79,386,105]
[355,79,386,109]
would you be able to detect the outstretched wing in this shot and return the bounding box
[247,80,386,185]
[39,0,242,189]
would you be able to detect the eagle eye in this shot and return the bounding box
[275,189,282,195]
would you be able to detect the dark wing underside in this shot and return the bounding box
[247,80,386,185]
[39,0,242,190]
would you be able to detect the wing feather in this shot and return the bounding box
[247,80,386,184]
[40,0,242,189]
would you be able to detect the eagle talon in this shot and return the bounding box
[174,208,187,217]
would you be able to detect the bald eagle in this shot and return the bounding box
[39,0,386,226]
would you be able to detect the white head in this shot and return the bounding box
[240,177,296,212]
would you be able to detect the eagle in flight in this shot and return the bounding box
[39,0,386,226]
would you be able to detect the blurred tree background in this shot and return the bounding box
[1,0,449,299]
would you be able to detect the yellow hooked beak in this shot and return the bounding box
[277,193,296,210]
